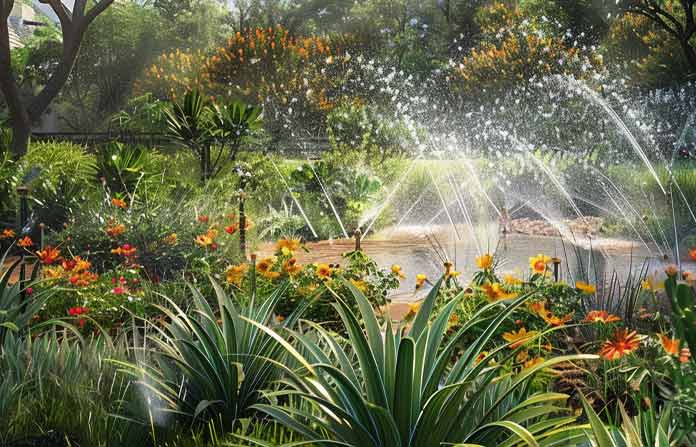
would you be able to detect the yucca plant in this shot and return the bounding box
[250,278,597,446]
[579,392,683,446]
[0,250,48,343]
[117,278,309,433]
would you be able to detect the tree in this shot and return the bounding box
[618,0,696,73]
[0,0,115,158]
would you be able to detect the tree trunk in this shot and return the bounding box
[681,39,696,73]
[10,116,30,158]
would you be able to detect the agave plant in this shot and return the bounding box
[579,392,683,446]
[0,250,49,343]
[250,278,597,446]
[118,278,309,431]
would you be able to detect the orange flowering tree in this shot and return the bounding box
[451,2,603,94]
[134,49,211,101]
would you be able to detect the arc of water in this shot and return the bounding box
[568,78,667,195]
[361,155,421,240]
[387,189,427,237]
[460,158,502,218]
[270,159,318,239]
[591,167,667,257]
[308,160,349,239]
[445,169,482,255]
[428,170,461,241]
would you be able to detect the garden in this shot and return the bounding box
[2,0,696,446]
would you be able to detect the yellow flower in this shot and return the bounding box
[476,253,494,270]
[575,281,596,295]
[226,263,248,286]
[415,273,427,290]
[404,302,421,319]
[391,264,405,280]
[194,234,214,247]
[503,274,523,285]
[503,328,538,349]
[165,233,178,246]
[350,278,367,292]
[444,261,460,279]
[276,238,301,256]
[641,277,664,291]
[316,263,333,280]
[529,254,551,273]
[482,283,518,301]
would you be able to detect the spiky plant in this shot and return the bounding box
[249,278,597,446]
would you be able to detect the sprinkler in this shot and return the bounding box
[354,228,362,251]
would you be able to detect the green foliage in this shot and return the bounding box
[253,278,596,446]
[19,141,98,229]
[117,279,305,431]
[0,251,47,343]
[97,142,151,194]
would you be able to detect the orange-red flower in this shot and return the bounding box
[316,263,333,280]
[600,328,640,361]
[476,253,494,270]
[583,310,621,324]
[482,283,518,301]
[111,244,137,257]
[680,347,691,363]
[276,238,301,256]
[283,257,302,275]
[690,247,696,262]
[36,245,61,265]
[111,198,128,209]
[18,236,33,248]
[659,334,680,356]
[575,281,596,294]
[0,228,15,239]
[197,214,209,223]
[224,224,238,235]
[226,263,248,286]
[530,254,551,273]
[105,223,126,238]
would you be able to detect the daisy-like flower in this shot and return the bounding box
[575,281,596,295]
[482,283,518,301]
[283,257,302,276]
[599,328,641,361]
[476,253,494,270]
[503,327,538,349]
[195,234,214,247]
[659,334,680,356]
[226,263,248,286]
[36,245,61,265]
[503,274,523,285]
[415,273,427,290]
[404,302,421,320]
[256,257,276,275]
[391,264,405,280]
[316,263,333,280]
[529,254,551,274]
[164,233,178,246]
[111,197,128,209]
[523,357,545,370]
[583,310,621,324]
[276,238,301,256]
[18,236,33,248]
[690,247,696,262]
[0,228,15,239]
[105,223,126,238]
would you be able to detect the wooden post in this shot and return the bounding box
[354,228,362,251]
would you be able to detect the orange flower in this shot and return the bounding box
[194,233,214,247]
[197,215,209,223]
[503,274,523,285]
[599,328,641,361]
[541,312,572,327]
[0,228,15,239]
[529,254,551,273]
[276,238,301,256]
[689,247,696,262]
[583,310,621,324]
[18,236,33,248]
[72,257,91,273]
[503,327,538,349]
[523,357,545,370]
[316,263,333,280]
[575,281,596,294]
[111,244,137,256]
[659,334,680,356]
[283,257,302,276]
[69,271,99,287]
[224,224,238,235]
[111,198,128,209]
[257,257,276,275]
[164,233,178,246]
[36,245,61,265]
[475,351,488,364]
[680,347,691,363]
[482,283,518,301]
[226,263,248,286]
[476,253,494,269]
[105,223,126,238]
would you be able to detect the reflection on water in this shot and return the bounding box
[259,229,693,302]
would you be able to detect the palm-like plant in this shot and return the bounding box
[164,90,262,182]
[250,278,597,446]
[118,278,308,431]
